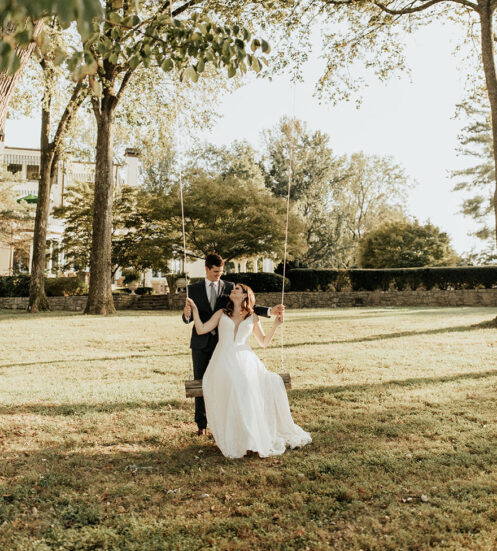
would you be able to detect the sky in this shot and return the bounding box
[4,20,484,256]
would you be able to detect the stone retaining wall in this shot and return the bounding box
[3,288,495,311]
[0,295,139,311]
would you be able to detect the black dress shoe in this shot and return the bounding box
[197,428,207,436]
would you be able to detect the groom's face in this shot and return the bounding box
[206,265,223,282]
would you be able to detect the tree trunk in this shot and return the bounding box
[479,1,497,248]
[0,19,44,138]
[85,97,116,315]
[28,92,52,312]
[479,1,497,325]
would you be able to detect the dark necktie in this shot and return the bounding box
[209,281,217,311]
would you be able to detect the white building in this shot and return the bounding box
[0,140,138,278]
[0,139,275,292]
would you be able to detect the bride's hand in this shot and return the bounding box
[274,312,284,326]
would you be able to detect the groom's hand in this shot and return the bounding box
[183,301,192,319]
[270,304,285,317]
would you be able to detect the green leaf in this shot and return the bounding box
[108,12,122,24]
[251,39,261,53]
[184,66,198,82]
[14,30,29,45]
[56,0,72,24]
[54,47,67,66]
[233,25,240,35]
[129,55,141,70]
[261,40,271,54]
[251,57,262,73]
[227,64,236,78]
[161,58,174,72]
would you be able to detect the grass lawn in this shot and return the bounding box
[1,306,497,550]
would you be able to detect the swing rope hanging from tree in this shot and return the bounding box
[173,15,295,397]
[182,120,295,398]
[183,123,294,398]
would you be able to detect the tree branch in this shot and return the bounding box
[374,0,477,14]
[91,94,101,121]
[172,0,203,16]
[115,66,135,105]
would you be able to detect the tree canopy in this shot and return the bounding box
[359,220,459,268]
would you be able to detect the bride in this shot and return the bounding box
[186,283,311,459]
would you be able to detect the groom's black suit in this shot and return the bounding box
[183,279,270,430]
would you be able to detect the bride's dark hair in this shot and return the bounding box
[224,283,255,318]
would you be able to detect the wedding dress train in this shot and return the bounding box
[202,313,311,458]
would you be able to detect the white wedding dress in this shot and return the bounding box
[202,312,312,459]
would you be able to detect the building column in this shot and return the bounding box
[253,257,258,273]
[28,240,33,274]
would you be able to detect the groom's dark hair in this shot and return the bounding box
[205,253,224,269]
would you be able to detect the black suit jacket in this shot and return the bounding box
[182,279,270,350]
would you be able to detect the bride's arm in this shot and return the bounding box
[186,298,223,335]
[252,313,283,348]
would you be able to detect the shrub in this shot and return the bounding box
[112,288,132,295]
[286,267,497,292]
[121,268,141,285]
[135,286,153,296]
[0,275,30,297]
[288,269,350,291]
[221,272,290,293]
[45,277,87,296]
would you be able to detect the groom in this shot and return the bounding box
[182,253,284,435]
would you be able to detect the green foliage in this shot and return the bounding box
[262,118,349,268]
[285,266,497,291]
[134,286,153,296]
[0,0,102,74]
[154,166,307,262]
[288,268,350,291]
[452,89,496,243]
[261,120,411,269]
[0,275,87,296]
[53,183,174,275]
[359,220,459,269]
[0,275,30,297]
[221,272,290,292]
[45,277,87,297]
[121,268,141,285]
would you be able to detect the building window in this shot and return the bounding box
[7,163,22,175]
[27,165,39,180]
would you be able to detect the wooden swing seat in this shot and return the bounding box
[185,372,291,398]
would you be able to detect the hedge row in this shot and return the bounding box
[2,266,496,298]
[288,267,497,292]
[0,276,87,297]
[221,272,290,293]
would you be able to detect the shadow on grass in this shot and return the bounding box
[0,351,189,369]
[290,368,497,399]
[2,368,496,418]
[267,322,486,350]
[0,399,190,416]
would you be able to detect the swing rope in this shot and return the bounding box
[174,3,294,393]
[169,1,193,380]
[279,87,297,375]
